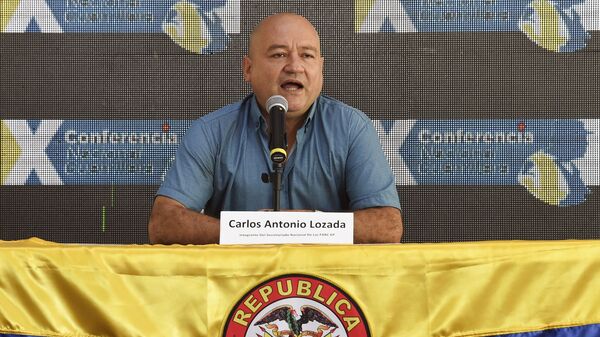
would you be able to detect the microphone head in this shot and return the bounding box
[266,95,288,113]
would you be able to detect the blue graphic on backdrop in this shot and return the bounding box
[2,119,594,205]
[399,119,592,206]
[356,0,592,52]
[1,0,238,54]
[517,120,591,205]
[401,0,526,31]
[51,120,190,185]
[0,120,191,185]
[519,0,591,52]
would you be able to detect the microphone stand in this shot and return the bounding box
[271,162,284,211]
[269,145,287,212]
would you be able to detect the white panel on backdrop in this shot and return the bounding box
[5,0,62,32]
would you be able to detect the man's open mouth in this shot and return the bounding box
[281,80,304,91]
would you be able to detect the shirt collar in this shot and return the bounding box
[304,96,318,128]
[248,94,267,133]
[248,94,320,131]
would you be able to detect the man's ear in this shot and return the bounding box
[242,56,252,83]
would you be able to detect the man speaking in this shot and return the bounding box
[148,13,402,244]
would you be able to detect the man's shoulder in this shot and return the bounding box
[196,97,249,126]
[182,96,251,143]
[318,95,372,123]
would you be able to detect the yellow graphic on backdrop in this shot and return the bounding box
[355,0,376,32]
[521,0,566,52]
[1,0,20,32]
[520,152,567,206]
[0,121,21,184]
[162,1,208,54]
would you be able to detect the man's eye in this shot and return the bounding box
[272,53,286,58]
[303,53,315,58]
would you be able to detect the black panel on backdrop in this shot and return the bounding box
[1,0,598,243]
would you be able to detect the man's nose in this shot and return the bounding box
[283,54,304,73]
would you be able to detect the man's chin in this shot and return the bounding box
[280,92,302,102]
[286,102,310,115]
[285,96,312,109]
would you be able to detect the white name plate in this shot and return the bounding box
[219,211,354,245]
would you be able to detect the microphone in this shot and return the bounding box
[266,95,288,164]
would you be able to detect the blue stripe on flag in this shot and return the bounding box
[495,324,600,337]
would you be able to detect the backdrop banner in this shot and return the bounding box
[1,239,600,337]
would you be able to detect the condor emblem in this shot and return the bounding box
[222,274,370,337]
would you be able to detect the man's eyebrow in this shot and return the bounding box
[266,44,289,51]
[265,44,320,52]
[299,45,319,52]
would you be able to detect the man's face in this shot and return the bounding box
[243,14,324,119]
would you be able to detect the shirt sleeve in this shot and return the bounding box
[156,120,215,212]
[345,113,401,211]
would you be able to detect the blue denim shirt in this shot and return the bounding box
[158,94,400,216]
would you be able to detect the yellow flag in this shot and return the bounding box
[1,239,600,337]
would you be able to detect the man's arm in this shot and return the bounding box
[148,196,220,245]
[149,197,402,245]
[354,207,403,243]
